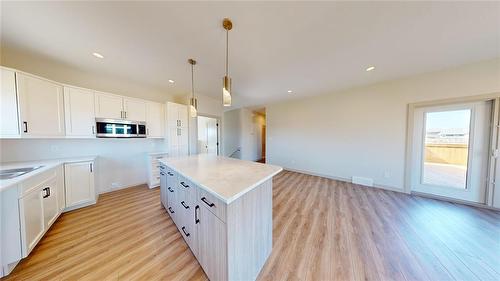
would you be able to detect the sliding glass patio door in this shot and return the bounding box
[410,100,492,203]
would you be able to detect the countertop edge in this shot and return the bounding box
[0,156,98,192]
[160,159,283,204]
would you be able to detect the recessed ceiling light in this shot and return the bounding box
[168,79,175,84]
[287,90,293,93]
[366,66,375,72]
[92,52,104,59]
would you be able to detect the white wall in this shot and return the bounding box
[0,138,165,193]
[0,46,175,102]
[223,108,265,161]
[267,59,500,191]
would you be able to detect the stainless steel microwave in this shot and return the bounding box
[95,118,147,138]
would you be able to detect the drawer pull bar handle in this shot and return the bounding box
[168,187,174,192]
[195,205,200,224]
[168,207,175,214]
[180,181,189,188]
[181,226,190,237]
[160,172,165,176]
[201,197,215,207]
[181,201,190,209]
[167,172,174,176]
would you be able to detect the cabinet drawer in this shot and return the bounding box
[197,186,226,223]
[19,167,58,196]
[177,176,197,205]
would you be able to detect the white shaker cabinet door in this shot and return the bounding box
[0,68,19,137]
[95,92,123,119]
[123,97,146,121]
[19,188,44,257]
[146,102,165,137]
[64,86,96,137]
[42,177,59,229]
[17,73,65,137]
[65,161,96,208]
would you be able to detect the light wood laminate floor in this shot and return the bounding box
[3,171,499,281]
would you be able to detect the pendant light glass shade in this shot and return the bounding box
[223,75,231,107]
[190,97,198,118]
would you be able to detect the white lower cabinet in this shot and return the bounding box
[19,172,60,257]
[64,161,96,209]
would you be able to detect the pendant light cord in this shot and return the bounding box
[191,63,195,99]
[225,28,229,76]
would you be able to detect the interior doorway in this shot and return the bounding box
[409,99,493,203]
[197,116,219,155]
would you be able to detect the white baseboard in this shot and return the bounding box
[63,199,97,212]
[98,182,148,194]
[282,167,405,193]
[412,191,500,211]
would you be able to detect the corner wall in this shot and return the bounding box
[266,59,500,191]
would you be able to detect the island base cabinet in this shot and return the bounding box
[197,204,227,281]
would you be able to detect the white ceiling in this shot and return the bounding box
[1,1,499,108]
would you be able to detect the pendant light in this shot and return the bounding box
[222,18,232,107]
[188,58,198,118]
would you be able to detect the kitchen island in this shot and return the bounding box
[158,155,282,281]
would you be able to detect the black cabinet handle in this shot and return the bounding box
[168,207,175,214]
[180,181,189,188]
[160,172,165,176]
[168,187,174,192]
[195,205,200,224]
[167,172,174,176]
[181,201,190,209]
[42,187,50,198]
[201,197,215,207]
[23,121,28,133]
[90,163,93,173]
[181,226,190,237]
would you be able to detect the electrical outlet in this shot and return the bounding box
[111,182,120,189]
[383,171,391,179]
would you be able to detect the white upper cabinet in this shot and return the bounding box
[146,101,165,137]
[123,97,147,122]
[16,73,65,137]
[0,68,19,138]
[167,102,188,128]
[94,91,123,119]
[166,102,189,156]
[64,86,96,137]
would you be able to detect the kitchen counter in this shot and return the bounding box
[0,156,97,191]
[159,154,282,204]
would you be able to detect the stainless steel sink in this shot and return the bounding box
[0,166,44,180]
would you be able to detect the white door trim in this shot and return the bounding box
[404,92,500,206]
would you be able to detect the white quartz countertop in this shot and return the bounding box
[0,156,97,191]
[159,155,283,204]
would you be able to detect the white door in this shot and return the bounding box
[95,92,123,119]
[123,97,147,121]
[411,101,492,203]
[17,73,65,137]
[19,188,44,257]
[0,68,19,137]
[146,102,165,137]
[197,116,218,155]
[64,86,96,137]
[65,161,95,207]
